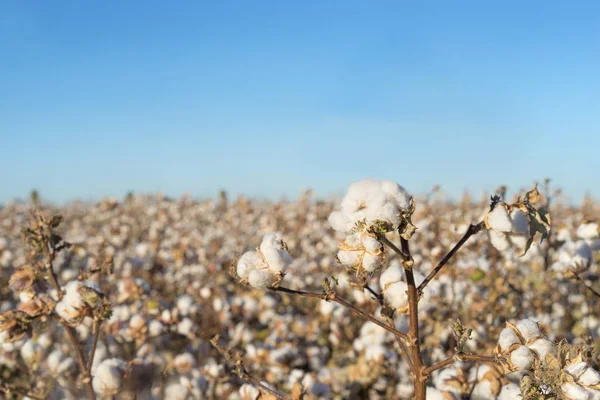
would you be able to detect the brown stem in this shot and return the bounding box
[274,286,410,341]
[400,238,426,400]
[210,336,286,400]
[417,222,484,296]
[64,324,96,400]
[423,354,499,375]
[87,319,101,374]
[378,235,410,261]
[573,273,600,298]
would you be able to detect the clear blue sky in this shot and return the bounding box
[1,1,599,203]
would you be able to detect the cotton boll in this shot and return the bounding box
[239,383,260,400]
[490,230,511,252]
[510,209,530,235]
[248,269,275,289]
[498,327,521,351]
[260,233,292,273]
[328,211,347,232]
[174,352,196,374]
[92,358,126,396]
[165,383,189,400]
[148,320,164,337]
[579,367,600,386]
[561,383,593,400]
[237,251,265,279]
[365,344,386,362]
[471,380,494,400]
[384,281,408,310]
[498,383,521,400]
[380,264,403,289]
[527,338,553,361]
[487,206,513,232]
[577,222,599,240]
[177,317,194,337]
[176,294,194,316]
[361,235,382,255]
[426,387,451,400]
[337,250,361,267]
[515,319,542,341]
[362,252,383,272]
[510,346,534,370]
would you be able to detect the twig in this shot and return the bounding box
[274,286,410,341]
[423,354,499,375]
[417,222,484,295]
[63,324,95,400]
[210,336,286,400]
[87,319,101,374]
[573,273,600,298]
[377,235,410,261]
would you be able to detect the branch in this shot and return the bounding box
[87,319,102,374]
[274,286,410,341]
[417,222,484,295]
[572,273,600,298]
[378,235,410,261]
[423,353,500,375]
[210,336,286,400]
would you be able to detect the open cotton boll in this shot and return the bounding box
[176,295,194,316]
[579,366,600,386]
[487,205,514,232]
[248,269,275,289]
[236,251,265,279]
[384,281,409,310]
[362,252,383,272]
[489,230,511,252]
[165,383,189,400]
[239,383,260,400]
[515,319,542,341]
[92,358,127,396]
[577,222,599,240]
[510,345,534,370]
[259,233,292,273]
[471,380,495,400]
[426,387,452,400]
[527,338,553,361]
[361,235,382,255]
[510,209,530,235]
[561,383,593,400]
[380,264,403,289]
[337,250,361,266]
[498,383,521,399]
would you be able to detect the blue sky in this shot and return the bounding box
[1,1,599,203]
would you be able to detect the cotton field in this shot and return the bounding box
[0,181,598,400]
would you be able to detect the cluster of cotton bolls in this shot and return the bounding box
[0,183,598,399]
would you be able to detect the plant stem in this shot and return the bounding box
[423,354,499,375]
[573,273,600,298]
[274,286,410,341]
[64,324,96,400]
[400,238,426,400]
[417,222,484,295]
[87,319,101,374]
[377,235,410,261]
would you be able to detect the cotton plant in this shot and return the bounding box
[235,233,293,289]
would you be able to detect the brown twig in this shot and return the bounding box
[87,319,101,374]
[573,273,600,298]
[423,354,499,375]
[274,286,410,341]
[210,336,286,400]
[418,222,484,295]
[377,235,410,261]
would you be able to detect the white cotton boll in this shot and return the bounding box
[199,287,211,299]
[92,358,126,396]
[498,383,521,400]
[385,281,408,310]
[498,327,521,351]
[511,235,529,250]
[426,387,450,400]
[319,300,335,316]
[177,318,194,337]
[260,233,292,273]
[161,309,172,323]
[174,352,196,374]
[148,320,164,337]
[556,228,572,242]
[471,380,494,400]
[361,235,382,255]
[345,233,362,248]
[362,252,383,272]
[248,269,275,289]
[510,209,530,235]
[510,346,534,370]
[434,368,460,393]
[515,319,542,341]
[365,344,386,362]
[577,222,599,240]
[580,367,600,386]
[488,206,513,232]
[561,383,593,400]
[567,362,592,379]
[574,241,593,264]
[239,383,260,400]
[337,250,361,267]
[490,230,511,252]
[380,264,403,289]
[527,338,553,361]
[20,340,37,364]
[165,383,189,400]
[176,294,194,316]
[237,251,265,279]
[328,211,347,232]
